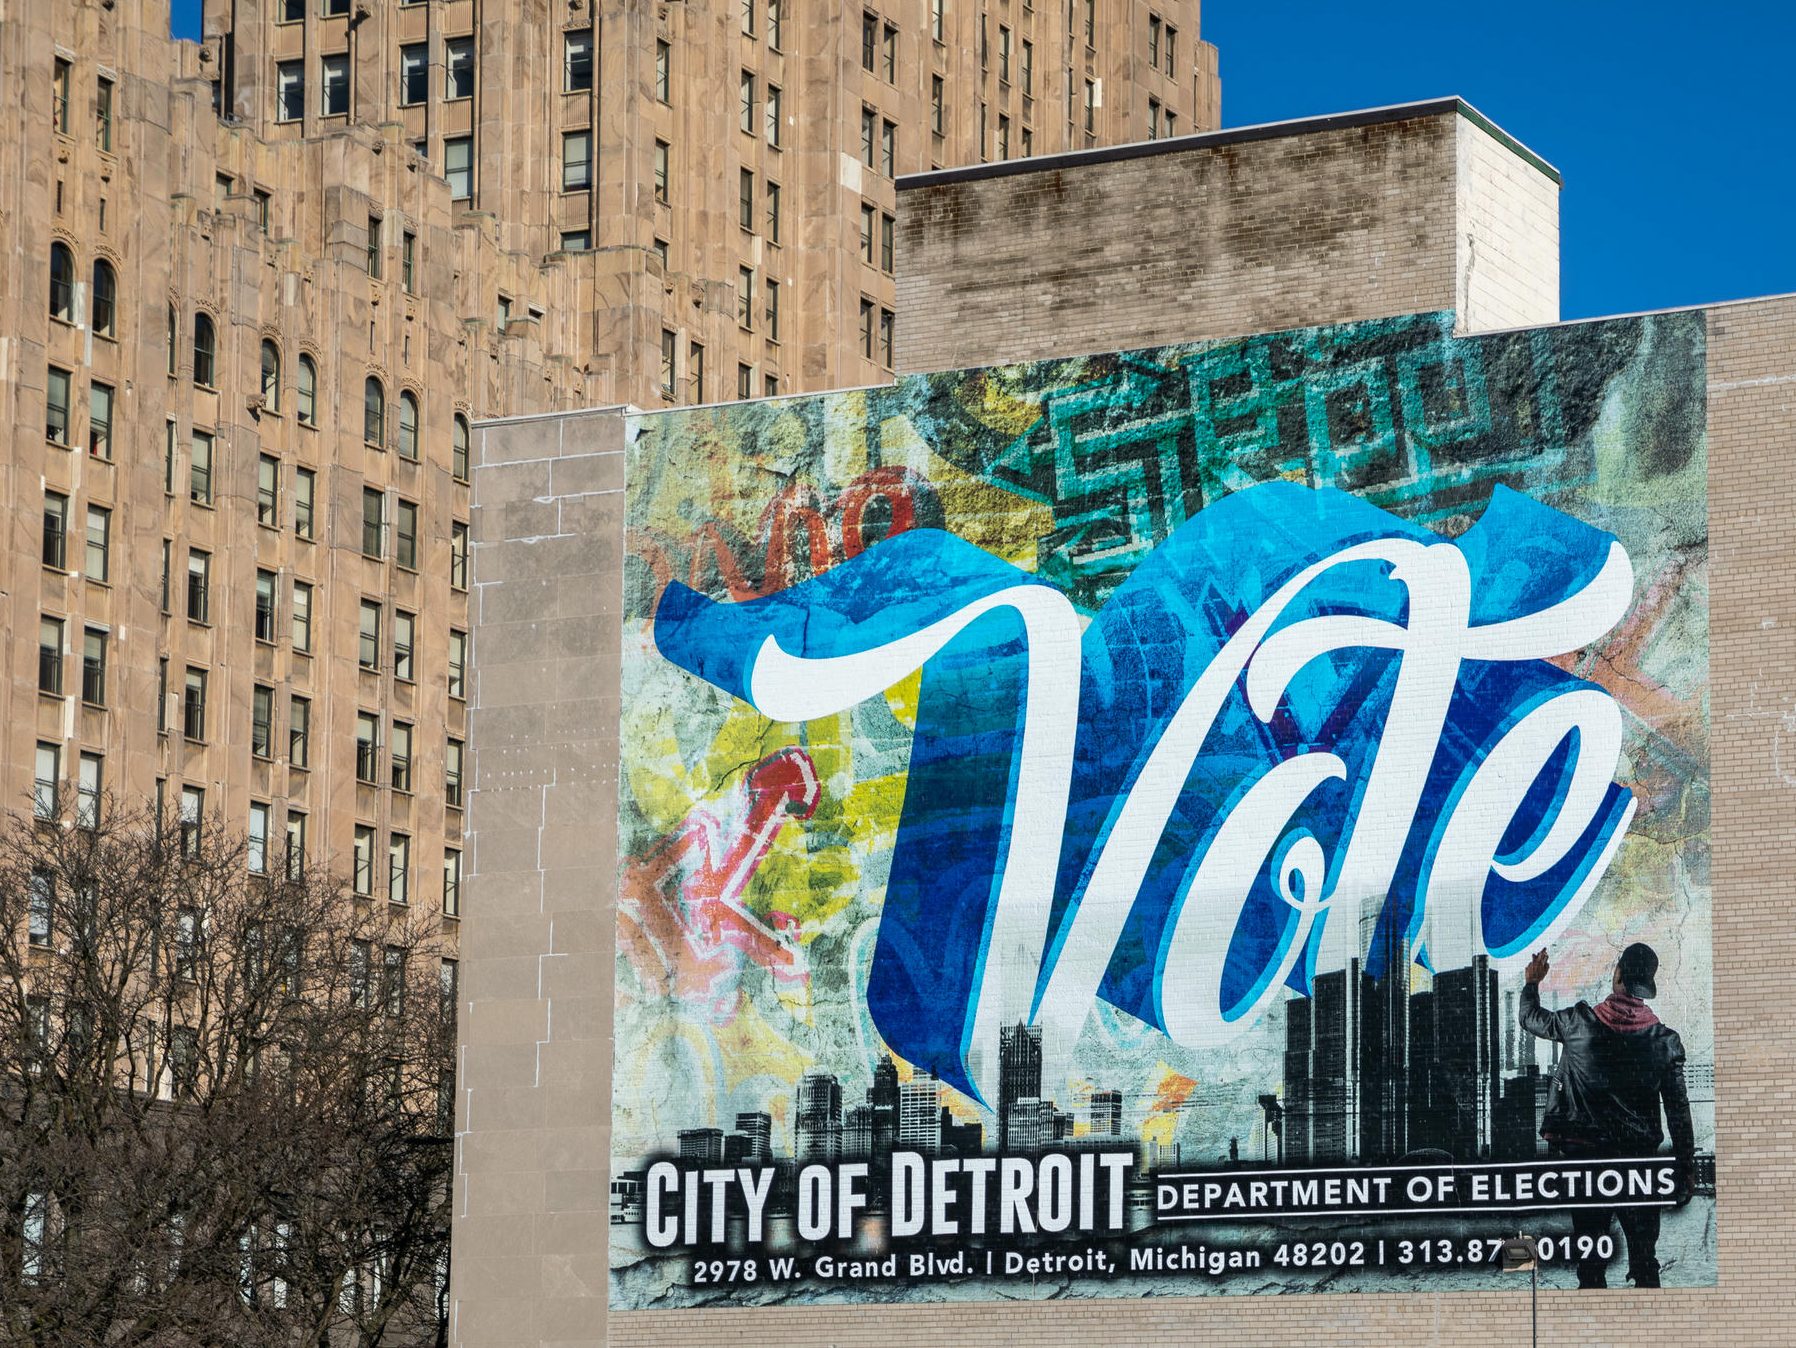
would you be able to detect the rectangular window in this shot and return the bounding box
[257,455,280,525]
[158,658,168,732]
[1022,39,1033,95]
[660,328,676,399]
[451,521,469,589]
[768,0,784,47]
[765,373,779,398]
[739,363,754,399]
[81,627,106,705]
[46,366,71,444]
[881,213,895,273]
[931,76,945,135]
[165,420,177,494]
[653,140,670,203]
[446,37,475,99]
[1148,15,1161,68]
[738,267,755,329]
[402,230,417,293]
[879,307,895,368]
[564,230,595,254]
[41,491,66,570]
[766,180,781,243]
[255,570,278,642]
[187,550,210,623]
[860,203,875,264]
[739,168,755,232]
[359,600,382,670]
[931,0,944,42]
[860,107,876,167]
[252,684,274,758]
[561,129,592,190]
[739,71,756,134]
[289,695,310,769]
[400,44,428,105]
[180,785,204,858]
[998,113,1010,159]
[765,278,780,343]
[446,738,465,808]
[34,743,59,820]
[390,722,413,793]
[190,431,214,504]
[393,610,416,682]
[655,40,670,101]
[999,26,1011,83]
[1084,0,1095,46]
[395,499,418,569]
[77,752,101,829]
[688,341,705,405]
[291,581,313,652]
[882,23,897,81]
[443,849,463,917]
[277,61,303,122]
[445,137,472,200]
[39,617,64,696]
[362,488,384,558]
[353,825,375,896]
[183,667,207,742]
[285,812,307,880]
[53,57,71,133]
[384,947,406,1020]
[564,29,594,92]
[321,54,349,117]
[85,506,110,582]
[388,836,411,907]
[29,871,54,946]
[860,297,875,359]
[1165,25,1177,76]
[350,940,370,1006]
[161,539,171,611]
[89,381,113,459]
[355,712,380,785]
[366,213,382,277]
[861,11,878,71]
[1083,79,1096,134]
[765,85,781,146]
[249,802,270,874]
[448,629,468,699]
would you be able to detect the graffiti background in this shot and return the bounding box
[614,309,1711,1305]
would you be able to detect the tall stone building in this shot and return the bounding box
[0,0,1219,941]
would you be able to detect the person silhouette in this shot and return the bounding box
[1520,943,1695,1288]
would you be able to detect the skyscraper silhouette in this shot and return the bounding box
[998,1022,1043,1151]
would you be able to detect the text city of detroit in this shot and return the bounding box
[643,1152,1137,1248]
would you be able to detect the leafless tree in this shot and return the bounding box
[0,800,455,1348]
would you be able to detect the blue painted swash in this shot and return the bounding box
[651,482,1632,1101]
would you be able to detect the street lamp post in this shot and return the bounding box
[1500,1233,1540,1348]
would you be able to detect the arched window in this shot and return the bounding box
[452,413,471,481]
[363,376,385,446]
[261,339,281,407]
[166,304,178,376]
[49,242,75,322]
[398,390,420,460]
[91,259,117,338]
[193,312,216,387]
[297,354,317,425]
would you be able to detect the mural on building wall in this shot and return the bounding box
[613,310,1713,1305]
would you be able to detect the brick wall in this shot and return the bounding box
[894,100,1561,374]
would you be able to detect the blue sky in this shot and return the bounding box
[171,1,1792,318]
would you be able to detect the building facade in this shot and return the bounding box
[459,98,1792,1343]
[1,0,1214,1040]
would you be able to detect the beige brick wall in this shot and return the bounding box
[894,100,1561,375]
[456,295,1796,1345]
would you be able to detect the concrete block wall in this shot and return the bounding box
[453,408,626,1348]
[454,296,1796,1346]
[894,99,1561,375]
